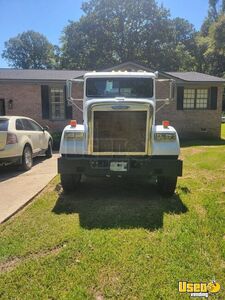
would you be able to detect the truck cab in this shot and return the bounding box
[58,71,182,196]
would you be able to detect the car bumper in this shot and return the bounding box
[0,156,21,166]
[58,155,183,177]
[0,144,22,158]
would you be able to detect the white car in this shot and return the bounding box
[0,116,53,170]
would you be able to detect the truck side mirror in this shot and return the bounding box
[155,79,176,102]
[67,80,73,100]
[169,79,176,101]
[66,78,84,112]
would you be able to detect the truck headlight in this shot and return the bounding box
[154,132,176,141]
[65,132,84,140]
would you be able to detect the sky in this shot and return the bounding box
[0,0,209,68]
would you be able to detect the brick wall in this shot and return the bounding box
[0,82,83,133]
[156,85,223,139]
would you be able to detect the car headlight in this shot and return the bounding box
[65,132,84,140]
[154,132,176,141]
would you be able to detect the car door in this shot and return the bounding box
[21,119,40,154]
[29,120,48,150]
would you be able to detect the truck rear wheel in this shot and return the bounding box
[60,174,81,193]
[157,176,177,197]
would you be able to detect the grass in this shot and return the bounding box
[222,122,225,138]
[0,125,225,299]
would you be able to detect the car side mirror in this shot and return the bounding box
[43,125,49,131]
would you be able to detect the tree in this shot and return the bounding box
[2,30,56,69]
[197,0,225,76]
[208,0,219,21]
[197,15,225,76]
[201,0,225,36]
[61,0,196,71]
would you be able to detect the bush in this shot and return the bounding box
[51,132,62,150]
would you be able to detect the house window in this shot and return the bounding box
[183,89,195,109]
[196,89,208,109]
[183,88,208,110]
[50,87,65,120]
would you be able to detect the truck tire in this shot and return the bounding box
[60,174,81,193]
[157,176,177,197]
[21,145,33,171]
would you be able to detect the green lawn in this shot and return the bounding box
[0,126,225,299]
[222,122,225,138]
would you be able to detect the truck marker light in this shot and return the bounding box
[70,120,77,127]
[162,120,170,128]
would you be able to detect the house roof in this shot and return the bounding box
[0,65,224,84]
[163,71,225,83]
[0,69,88,81]
[102,61,153,72]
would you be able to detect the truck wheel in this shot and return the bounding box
[21,145,33,171]
[157,176,177,197]
[60,174,81,193]
[45,140,53,158]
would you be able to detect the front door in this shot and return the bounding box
[0,99,5,116]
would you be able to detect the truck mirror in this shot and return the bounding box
[155,79,176,102]
[67,80,72,100]
[170,79,176,101]
[66,78,84,112]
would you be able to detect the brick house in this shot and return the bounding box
[0,62,224,138]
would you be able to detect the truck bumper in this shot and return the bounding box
[58,155,183,177]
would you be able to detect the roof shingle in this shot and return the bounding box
[164,71,225,83]
[0,69,88,81]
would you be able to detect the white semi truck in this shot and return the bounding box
[58,71,183,196]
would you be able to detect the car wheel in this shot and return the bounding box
[60,174,81,193]
[21,145,33,171]
[157,176,177,197]
[45,140,53,158]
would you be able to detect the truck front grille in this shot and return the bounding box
[93,111,147,153]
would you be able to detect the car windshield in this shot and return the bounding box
[0,119,9,131]
[86,77,153,98]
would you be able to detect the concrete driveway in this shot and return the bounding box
[0,154,58,223]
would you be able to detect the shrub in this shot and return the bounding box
[51,132,62,150]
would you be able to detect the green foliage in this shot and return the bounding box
[174,43,197,71]
[61,0,196,71]
[208,0,219,21]
[51,131,62,150]
[197,15,225,76]
[2,30,57,69]
[201,0,225,36]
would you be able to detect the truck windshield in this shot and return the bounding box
[86,77,153,98]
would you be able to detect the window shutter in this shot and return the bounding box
[64,85,73,119]
[41,85,49,119]
[210,87,218,110]
[177,87,184,110]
